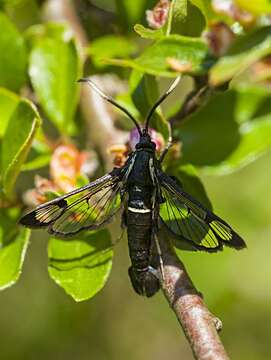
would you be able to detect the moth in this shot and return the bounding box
[20,77,246,297]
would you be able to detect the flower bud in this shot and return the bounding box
[146,0,170,29]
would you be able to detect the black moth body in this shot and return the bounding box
[20,77,246,297]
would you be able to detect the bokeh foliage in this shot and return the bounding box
[0,1,271,359]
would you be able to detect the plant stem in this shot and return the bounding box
[166,0,176,36]
[159,235,229,360]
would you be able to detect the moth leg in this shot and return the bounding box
[112,228,125,245]
[153,233,165,282]
[121,211,127,229]
[110,211,126,246]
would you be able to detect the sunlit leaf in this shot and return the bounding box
[1,99,41,198]
[202,114,271,175]
[171,0,206,36]
[21,129,52,171]
[87,35,137,68]
[25,22,73,46]
[106,35,210,77]
[29,37,80,133]
[48,230,113,301]
[210,27,271,86]
[21,154,51,171]
[0,12,27,91]
[134,24,164,39]
[234,84,270,123]
[173,0,188,21]
[0,208,30,290]
[0,87,19,137]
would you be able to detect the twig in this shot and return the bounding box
[170,77,212,127]
[44,2,230,359]
[160,235,229,360]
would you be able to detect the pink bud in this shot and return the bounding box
[146,0,170,29]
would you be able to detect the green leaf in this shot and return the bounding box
[202,113,271,175]
[134,24,164,40]
[21,154,51,171]
[132,73,159,118]
[106,35,210,77]
[0,208,30,290]
[210,27,271,86]
[29,37,80,133]
[87,35,137,68]
[176,84,271,174]
[0,207,20,245]
[176,90,240,166]
[0,12,27,91]
[0,87,19,137]
[48,230,113,301]
[1,99,41,198]
[21,129,52,171]
[171,0,206,37]
[189,0,216,21]
[173,0,188,22]
[3,0,40,31]
[131,74,170,139]
[235,0,271,15]
[115,0,156,31]
[234,84,271,123]
[24,22,74,48]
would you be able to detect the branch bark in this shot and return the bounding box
[159,235,229,360]
[44,2,230,359]
[170,76,212,127]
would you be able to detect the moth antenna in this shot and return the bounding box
[144,76,181,133]
[78,77,142,136]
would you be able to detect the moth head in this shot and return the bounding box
[136,130,156,151]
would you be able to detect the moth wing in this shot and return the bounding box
[20,171,124,238]
[157,171,246,252]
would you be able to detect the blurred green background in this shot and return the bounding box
[1,0,271,359]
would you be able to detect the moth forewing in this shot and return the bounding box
[19,171,124,238]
